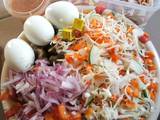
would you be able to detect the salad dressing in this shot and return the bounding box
[11,0,44,12]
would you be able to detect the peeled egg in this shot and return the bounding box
[4,38,35,72]
[45,1,79,28]
[24,15,55,46]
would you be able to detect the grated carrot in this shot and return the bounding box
[85,108,93,119]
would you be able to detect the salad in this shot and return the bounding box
[1,1,159,120]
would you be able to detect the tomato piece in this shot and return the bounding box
[139,32,149,44]
[5,103,22,119]
[45,112,55,120]
[95,2,107,14]
[53,104,70,120]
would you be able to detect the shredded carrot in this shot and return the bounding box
[145,51,154,59]
[85,108,93,119]
[44,113,55,120]
[53,104,70,120]
[74,53,85,62]
[127,25,134,34]
[150,91,156,101]
[111,95,118,103]
[144,58,153,65]
[123,99,137,109]
[89,19,102,29]
[148,64,156,71]
[69,40,86,51]
[148,82,158,92]
[110,54,119,63]
[133,88,139,98]
[139,75,147,84]
[130,79,139,89]
[65,54,74,64]
[108,47,115,55]
[126,86,133,96]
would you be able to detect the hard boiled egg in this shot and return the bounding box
[45,1,79,28]
[4,38,35,72]
[24,15,55,46]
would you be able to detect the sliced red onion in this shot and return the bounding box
[5,59,85,119]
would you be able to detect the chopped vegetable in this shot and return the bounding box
[95,2,107,14]
[89,45,101,64]
[139,32,149,44]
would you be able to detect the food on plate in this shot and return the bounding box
[1,3,159,120]
[24,15,55,46]
[45,1,79,28]
[4,38,35,72]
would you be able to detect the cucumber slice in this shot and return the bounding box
[89,45,101,65]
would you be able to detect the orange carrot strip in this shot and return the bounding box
[65,54,74,64]
[130,79,139,89]
[85,108,93,119]
[145,51,154,59]
[44,113,55,120]
[139,75,147,84]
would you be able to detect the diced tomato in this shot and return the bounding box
[139,32,150,44]
[5,103,22,119]
[119,69,126,76]
[53,104,70,120]
[95,2,107,14]
[45,112,55,120]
